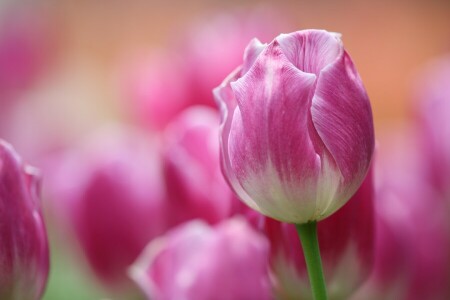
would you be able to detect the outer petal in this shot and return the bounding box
[214,68,261,212]
[241,38,266,74]
[0,141,49,300]
[228,41,327,223]
[311,50,374,212]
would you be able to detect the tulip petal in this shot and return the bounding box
[277,30,342,76]
[228,42,331,223]
[311,51,374,205]
[0,141,49,299]
[242,38,266,74]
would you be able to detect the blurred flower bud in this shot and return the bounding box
[120,53,190,130]
[120,10,282,130]
[47,126,167,290]
[262,167,374,299]
[0,140,49,299]
[162,106,238,226]
[130,218,272,300]
[413,55,450,198]
[0,5,57,99]
[214,29,374,223]
[355,130,450,300]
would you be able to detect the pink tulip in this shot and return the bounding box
[0,6,56,99]
[413,55,450,198]
[261,167,374,299]
[214,29,374,223]
[162,106,238,226]
[120,10,282,130]
[355,130,450,300]
[120,53,190,130]
[47,126,167,290]
[0,140,49,299]
[130,218,272,300]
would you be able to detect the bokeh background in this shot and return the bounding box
[0,0,449,299]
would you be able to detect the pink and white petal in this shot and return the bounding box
[213,68,261,212]
[129,221,212,299]
[228,42,324,223]
[277,30,342,75]
[242,38,267,74]
[311,51,374,203]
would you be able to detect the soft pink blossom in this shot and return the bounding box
[47,126,167,290]
[413,55,450,198]
[120,10,282,130]
[162,106,238,225]
[354,130,450,300]
[214,29,374,223]
[130,218,272,300]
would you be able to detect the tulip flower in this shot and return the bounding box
[120,10,282,130]
[120,53,190,130]
[0,140,49,300]
[413,55,450,198]
[162,106,239,226]
[214,29,374,224]
[214,29,374,299]
[261,166,374,299]
[47,126,167,291]
[353,130,450,300]
[130,218,272,300]
[0,6,56,99]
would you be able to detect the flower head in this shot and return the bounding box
[214,29,374,223]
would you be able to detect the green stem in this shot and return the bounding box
[296,222,328,300]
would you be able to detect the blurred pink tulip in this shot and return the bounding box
[120,10,282,130]
[0,140,49,299]
[47,126,167,290]
[355,130,450,300]
[261,167,374,299]
[120,53,190,130]
[0,6,56,99]
[214,29,374,223]
[413,55,450,198]
[162,106,238,226]
[130,218,272,300]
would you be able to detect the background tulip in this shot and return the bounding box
[413,55,450,199]
[214,29,374,224]
[46,126,167,291]
[119,10,282,131]
[130,218,272,300]
[162,106,238,226]
[261,167,374,299]
[0,140,49,300]
[353,130,450,300]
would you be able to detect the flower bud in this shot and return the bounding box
[214,29,374,223]
[47,126,167,290]
[413,55,450,198]
[262,167,374,299]
[130,218,272,300]
[120,11,282,130]
[355,130,450,300]
[163,106,237,225]
[0,140,49,299]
